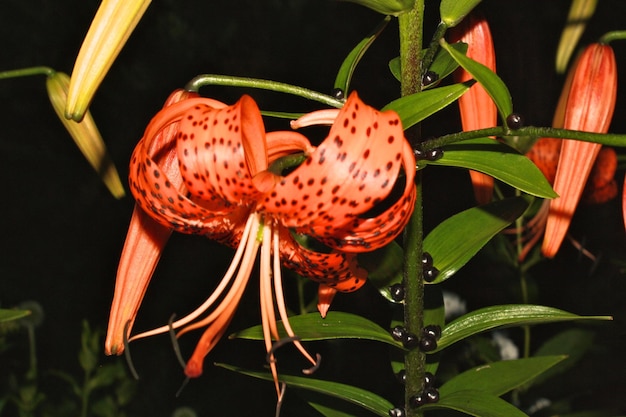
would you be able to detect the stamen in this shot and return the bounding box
[265,336,302,363]
[274,382,287,417]
[302,353,322,375]
[168,314,186,369]
[290,109,340,129]
[123,320,139,380]
[175,376,190,398]
[129,214,257,341]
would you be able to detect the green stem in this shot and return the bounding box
[599,30,626,44]
[0,66,55,80]
[185,74,343,108]
[399,2,426,416]
[421,126,626,150]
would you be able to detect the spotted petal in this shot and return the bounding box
[261,92,416,252]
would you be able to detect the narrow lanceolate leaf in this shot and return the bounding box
[436,304,611,352]
[216,363,394,416]
[334,17,391,95]
[382,82,472,130]
[439,38,513,123]
[423,197,529,284]
[230,311,403,349]
[439,356,566,397]
[46,71,125,198]
[440,0,482,27]
[420,390,528,417]
[66,0,151,121]
[543,43,617,258]
[555,0,599,73]
[425,138,557,199]
[0,309,30,323]
[449,12,497,204]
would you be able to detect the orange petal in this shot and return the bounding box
[317,284,337,318]
[526,137,562,185]
[449,11,497,204]
[542,43,617,258]
[105,206,171,355]
[261,92,416,252]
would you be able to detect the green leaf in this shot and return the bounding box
[339,0,415,16]
[421,389,529,417]
[440,38,513,122]
[0,308,30,323]
[440,0,482,27]
[440,356,567,397]
[230,311,403,349]
[424,138,558,198]
[308,402,360,417]
[388,42,468,84]
[382,82,472,130]
[334,17,390,94]
[358,242,404,301]
[423,197,529,284]
[216,363,394,416]
[528,328,595,387]
[437,304,612,352]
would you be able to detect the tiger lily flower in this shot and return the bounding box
[449,11,497,205]
[105,90,416,394]
[66,0,151,121]
[46,71,125,198]
[542,43,617,258]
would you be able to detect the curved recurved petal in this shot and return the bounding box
[176,95,268,204]
[261,92,416,252]
[130,97,247,239]
[279,227,367,293]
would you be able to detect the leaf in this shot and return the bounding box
[216,363,394,416]
[334,17,391,94]
[440,38,513,122]
[388,42,468,84]
[440,0,482,27]
[0,308,30,323]
[424,138,558,199]
[308,402,360,417]
[437,304,611,352]
[527,328,595,387]
[420,389,529,417]
[439,356,567,397]
[382,82,472,130]
[230,311,403,349]
[423,197,529,284]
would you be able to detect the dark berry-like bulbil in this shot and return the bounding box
[332,88,345,100]
[403,333,420,349]
[422,71,439,87]
[424,387,440,403]
[396,369,407,384]
[425,148,443,161]
[423,266,439,282]
[423,372,436,388]
[391,326,408,342]
[419,334,438,352]
[506,112,524,129]
[421,252,433,268]
[422,324,442,340]
[388,407,405,417]
[389,283,405,302]
[409,393,426,408]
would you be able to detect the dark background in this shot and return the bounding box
[2,1,626,415]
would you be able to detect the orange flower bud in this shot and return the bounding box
[449,12,497,204]
[542,43,617,258]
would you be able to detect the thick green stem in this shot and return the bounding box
[399,2,426,416]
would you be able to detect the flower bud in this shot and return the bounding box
[66,0,151,121]
[542,43,617,258]
[449,12,497,204]
[46,71,125,198]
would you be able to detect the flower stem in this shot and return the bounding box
[184,74,343,108]
[399,2,426,416]
[0,66,55,80]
